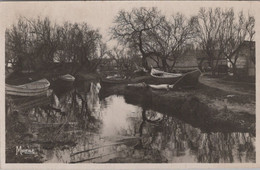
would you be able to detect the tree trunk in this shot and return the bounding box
[138,31,149,70]
[211,59,216,76]
[232,63,238,79]
[141,56,148,70]
[198,57,206,72]
[211,54,221,76]
[162,58,167,71]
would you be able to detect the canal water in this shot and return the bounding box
[6,82,255,163]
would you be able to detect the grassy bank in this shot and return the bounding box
[99,82,255,135]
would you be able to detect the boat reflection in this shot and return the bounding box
[5,82,255,163]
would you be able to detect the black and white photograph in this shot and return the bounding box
[0,1,258,168]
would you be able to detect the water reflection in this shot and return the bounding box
[5,82,255,163]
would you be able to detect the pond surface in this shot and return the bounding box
[6,82,255,163]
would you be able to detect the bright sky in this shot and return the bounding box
[0,1,256,48]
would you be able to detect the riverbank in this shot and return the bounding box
[99,75,255,135]
[5,70,255,135]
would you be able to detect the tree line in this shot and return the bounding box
[111,7,255,75]
[6,17,106,74]
[6,7,255,76]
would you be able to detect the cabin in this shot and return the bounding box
[229,41,255,77]
[146,50,199,72]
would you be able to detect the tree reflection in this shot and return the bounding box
[6,82,103,163]
[5,84,255,163]
[132,108,255,163]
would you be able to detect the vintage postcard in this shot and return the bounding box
[0,1,259,169]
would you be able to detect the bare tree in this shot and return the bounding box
[59,22,102,66]
[246,15,255,64]
[197,8,255,76]
[6,17,61,72]
[196,8,230,75]
[221,11,255,76]
[223,11,247,76]
[88,42,108,72]
[147,13,199,71]
[107,47,136,76]
[6,18,33,72]
[111,7,165,70]
[6,17,106,74]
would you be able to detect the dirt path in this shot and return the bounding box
[199,75,255,96]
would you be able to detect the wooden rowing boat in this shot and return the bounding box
[59,74,75,82]
[6,79,51,96]
[51,74,75,88]
[150,68,183,84]
[150,68,201,85]
[100,75,129,87]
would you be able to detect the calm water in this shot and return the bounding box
[6,82,255,163]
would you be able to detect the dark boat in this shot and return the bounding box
[173,69,201,88]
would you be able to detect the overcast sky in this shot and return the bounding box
[0,1,256,48]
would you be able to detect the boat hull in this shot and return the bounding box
[59,74,75,82]
[6,89,52,97]
[174,69,201,88]
[150,76,181,85]
[150,68,183,84]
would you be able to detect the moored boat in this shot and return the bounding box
[127,82,147,88]
[173,69,201,88]
[59,74,75,82]
[6,79,51,96]
[150,68,183,84]
[100,75,129,87]
[51,74,75,88]
[150,68,201,85]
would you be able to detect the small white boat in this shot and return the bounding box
[151,68,182,78]
[127,82,147,88]
[59,74,75,82]
[6,79,51,96]
[150,68,183,84]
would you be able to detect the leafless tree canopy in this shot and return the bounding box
[6,17,107,73]
[6,7,255,75]
[111,7,165,70]
[111,7,255,74]
[196,8,255,75]
[111,7,199,71]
